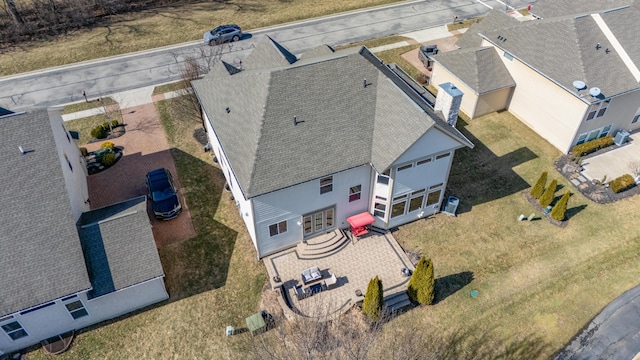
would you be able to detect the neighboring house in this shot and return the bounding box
[192,36,473,258]
[0,109,168,355]
[431,3,640,153]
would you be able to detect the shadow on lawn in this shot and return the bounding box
[158,148,239,302]
[448,118,537,214]
[434,271,474,304]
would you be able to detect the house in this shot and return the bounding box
[192,36,473,258]
[431,3,640,154]
[0,109,168,355]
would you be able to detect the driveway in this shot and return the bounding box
[554,285,640,360]
[84,98,196,248]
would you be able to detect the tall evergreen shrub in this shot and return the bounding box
[539,179,557,208]
[551,191,570,221]
[362,276,384,323]
[530,171,547,199]
[407,257,435,305]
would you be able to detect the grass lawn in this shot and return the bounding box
[447,17,480,31]
[62,97,116,114]
[391,111,640,357]
[334,35,414,50]
[64,110,123,145]
[0,0,404,76]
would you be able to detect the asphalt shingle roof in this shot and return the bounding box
[530,0,633,19]
[456,9,518,49]
[77,196,164,298]
[432,47,515,95]
[0,109,91,316]
[193,40,472,199]
[481,7,640,100]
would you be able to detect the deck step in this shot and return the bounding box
[298,229,350,259]
[384,291,412,313]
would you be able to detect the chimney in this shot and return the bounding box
[434,82,464,127]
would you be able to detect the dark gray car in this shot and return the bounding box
[203,24,242,46]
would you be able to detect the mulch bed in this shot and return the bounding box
[554,148,640,204]
[523,191,566,228]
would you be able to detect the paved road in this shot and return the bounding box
[554,285,640,360]
[0,0,533,110]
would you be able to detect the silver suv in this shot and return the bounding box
[204,24,242,46]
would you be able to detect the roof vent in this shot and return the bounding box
[589,87,601,97]
[596,43,601,50]
[294,115,305,126]
[573,80,587,91]
[605,48,610,54]
[226,107,230,113]
[19,146,25,155]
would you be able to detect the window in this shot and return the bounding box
[409,195,424,212]
[376,174,389,185]
[391,201,406,218]
[393,194,407,202]
[397,164,412,171]
[597,99,610,117]
[374,202,386,218]
[64,152,73,171]
[586,104,598,121]
[576,133,588,145]
[503,51,514,61]
[269,221,287,236]
[320,176,333,194]
[349,185,361,202]
[633,114,640,124]
[65,300,89,319]
[375,195,387,201]
[417,158,432,166]
[436,153,450,160]
[62,124,70,142]
[600,125,612,137]
[2,321,28,341]
[426,190,441,207]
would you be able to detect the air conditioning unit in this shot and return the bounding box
[614,130,630,146]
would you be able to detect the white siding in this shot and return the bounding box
[203,111,257,246]
[253,165,372,258]
[393,127,463,165]
[0,278,167,354]
[49,108,89,221]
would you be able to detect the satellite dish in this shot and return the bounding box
[573,80,586,90]
[589,87,601,97]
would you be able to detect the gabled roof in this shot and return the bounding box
[530,0,633,19]
[432,47,515,95]
[242,35,298,71]
[456,9,518,49]
[77,196,164,298]
[481,6,640,100]
[0,109,91,316]
[193,40,472,199]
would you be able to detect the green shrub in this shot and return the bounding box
[539,179,557,208]
[551,191,570,221]
[100,141,115,149]
[111,119,119,127]
[570,136,614,157]
[90,126,106,139]
[407,257,435,305]
[101,152,117,167]
[79,147,88,156]
[362,276,384,323]
[609,174,635,193]
[102,121,110,129]
[530,171,547,199]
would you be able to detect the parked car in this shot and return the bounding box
[418,44,439,69]
[204,24,242,46]
[145,168,182,220]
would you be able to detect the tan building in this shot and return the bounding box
[431,3,640,153]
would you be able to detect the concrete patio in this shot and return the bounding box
[264,229,415,319]
[581,132,640,182]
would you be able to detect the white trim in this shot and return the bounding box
[591,13,640,82]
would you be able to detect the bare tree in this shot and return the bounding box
[4,0,24,25]
[628,160,640,178]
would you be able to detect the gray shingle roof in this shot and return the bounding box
[456,9,518,49]
[481,7,640,100]
[243,35,298,71]
[432,47,515,95]
[0,109,91,316]
[193,43,472,199]
[530,0,633,19]
[77,196,164,298]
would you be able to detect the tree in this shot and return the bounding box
[530,171,547,199]
[538,179,557,208]
[4,0,24,24]
[407,256,435,305]
[362,276,384,323]
[551,191,570,221]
